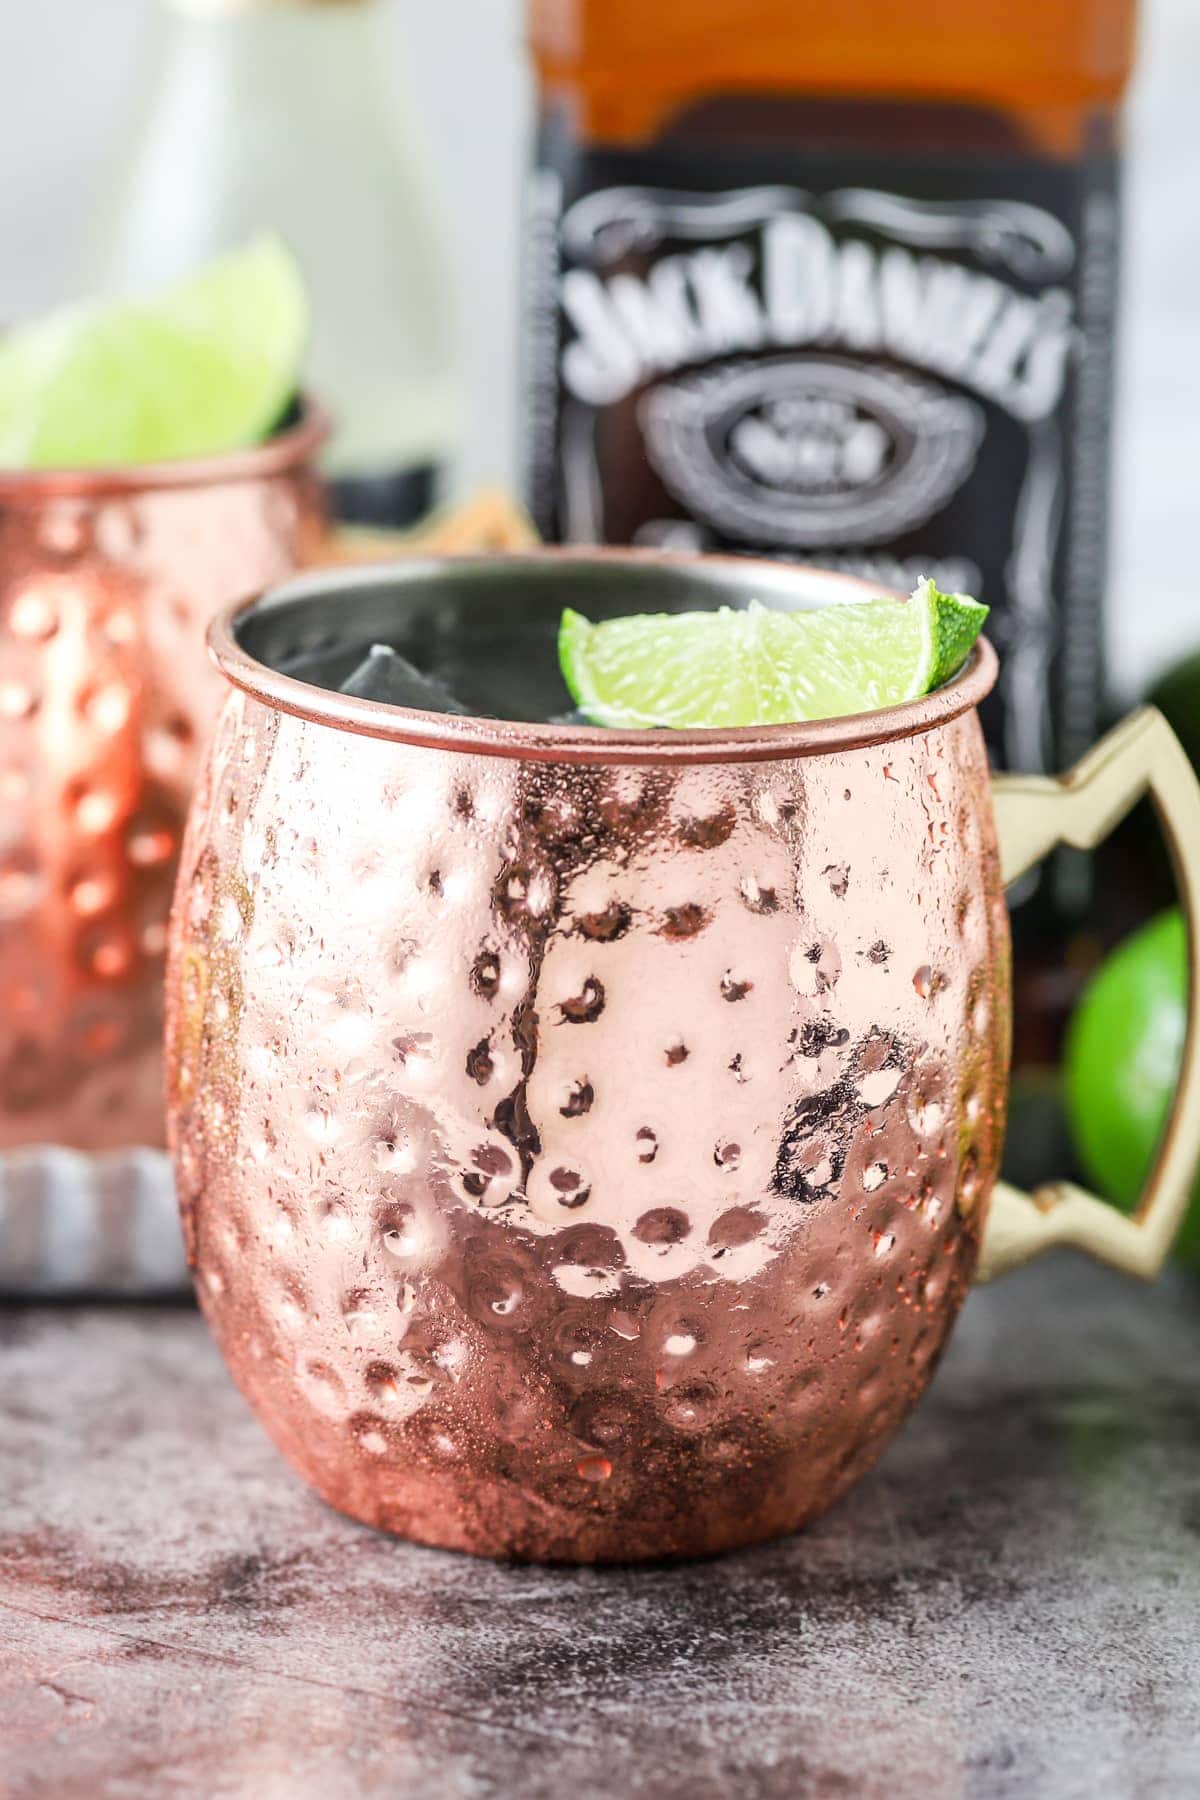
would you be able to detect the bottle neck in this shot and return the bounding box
[531,0,1137,157]
[156,0,387,121]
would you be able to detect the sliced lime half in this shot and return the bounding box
[558,578,988,729]
[0,236,309,470]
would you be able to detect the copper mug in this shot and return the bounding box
[0,410,326,1288]
[166,553,1200,1563]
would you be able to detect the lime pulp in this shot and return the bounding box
[0,236,308,470]
[558,578,988,730]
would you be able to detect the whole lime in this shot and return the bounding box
[1064,908,1200,1266]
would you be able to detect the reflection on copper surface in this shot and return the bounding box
[0,411,326,1154]
[167,562,1010,1563]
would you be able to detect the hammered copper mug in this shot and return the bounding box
[0,408,326,1288]
[165,553,1200,1563]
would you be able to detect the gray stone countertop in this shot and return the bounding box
[2,1255,1199,1799]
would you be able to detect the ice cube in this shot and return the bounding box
[338,644,469,715]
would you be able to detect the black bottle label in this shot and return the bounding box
[524,114,1120,780]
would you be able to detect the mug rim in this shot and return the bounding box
[207,548,999,767]
[0,396,329,501]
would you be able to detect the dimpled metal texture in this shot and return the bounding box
[167,587,1009,1562]
[0,415,326,1157]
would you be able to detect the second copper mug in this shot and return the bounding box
[0,411,326,1289]
[166,554,1200,1563]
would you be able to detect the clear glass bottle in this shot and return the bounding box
[91,0,458,525]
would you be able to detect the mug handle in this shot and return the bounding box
[977,707,1200,1282]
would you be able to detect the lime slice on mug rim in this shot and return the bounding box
[558,578,988,730]
[0,235,308,471]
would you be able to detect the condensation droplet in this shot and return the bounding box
[577,1454,612,1483]
[663,1380,718,1432]
[862,1161,887,1192]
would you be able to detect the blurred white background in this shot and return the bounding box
[0,0,1195,699]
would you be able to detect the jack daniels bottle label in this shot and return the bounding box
[523,104,1120,830]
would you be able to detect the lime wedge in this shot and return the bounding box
[558,578,988,729]
[0,237,308,470]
